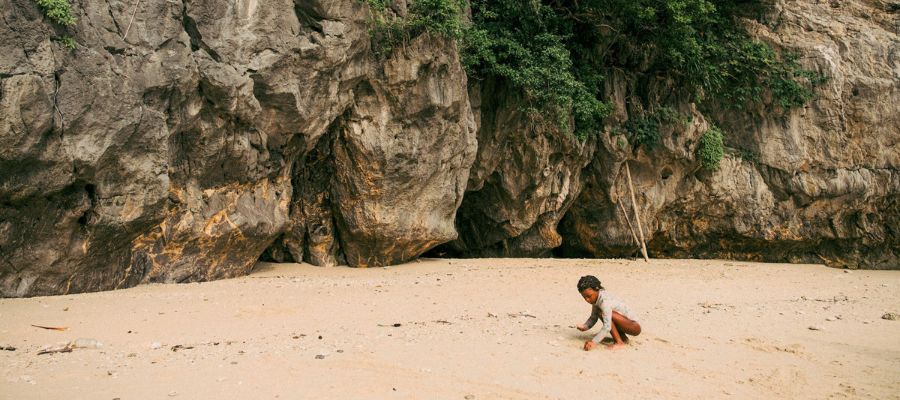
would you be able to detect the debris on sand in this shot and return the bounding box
[808,326,824,331]
[71,338,102,348]
[1,345,16,351]
[507,312,537,319]
[882,312,899,321]
[699,302,734,311]
[37,338,102,355]
[31,324,68,331]
[795,295,849,303]
[37,343,73,355]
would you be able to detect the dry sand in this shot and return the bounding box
[1,258,899,399]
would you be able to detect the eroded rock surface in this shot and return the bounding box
[0,0,473,296]
[1,0,897,297]
[560,0,899,268]
[268,35,476,267]
[432,80,594,257]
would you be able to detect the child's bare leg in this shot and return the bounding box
[611,311,641,336]
[609,318,626,347]
[614,323,630,343]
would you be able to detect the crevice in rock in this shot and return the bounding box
[259,110,350,266]
[181,1,221,62]
[76,183,96,227]
[103,46,126,55]
[293,2,324,35]
[103,0,124,37]
[155,37,176,51]
[52,70,64,134]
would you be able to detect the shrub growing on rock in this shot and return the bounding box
[462,0,823,139]
[698,125,725,171]
[35,0,75,26]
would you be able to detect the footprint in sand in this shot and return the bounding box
[742,338,809,359]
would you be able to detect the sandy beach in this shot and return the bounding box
[1,258,899,399]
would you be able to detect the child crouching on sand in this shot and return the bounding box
[576,275,641,351]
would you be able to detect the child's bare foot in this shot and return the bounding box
[607,343,626,350]
[576,324,588,332]
[583,341,596,351]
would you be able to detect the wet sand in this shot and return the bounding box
[2,258,899,399]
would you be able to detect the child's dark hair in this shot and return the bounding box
[577,275,604,292]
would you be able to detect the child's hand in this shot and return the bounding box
[576,324,588,332]
[583,341,596,351]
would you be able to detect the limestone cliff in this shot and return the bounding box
[0,0,474,296]
[560,0,899,269]
[0,0,896,297]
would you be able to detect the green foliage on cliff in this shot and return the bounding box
[35,0,76,26]
[367,0,464,57]
[409,0,464,38]
[366,0,823,141]
[623,107,686,149]
[34,0,77,51]
[705,36,825,109]
[366,0,389,11]
[461,0,610,138]
[698,125,725,170]
[59,35,76,49]
[462,0,824,139]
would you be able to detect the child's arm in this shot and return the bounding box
[581,304,601,330]
[591,300,614,344]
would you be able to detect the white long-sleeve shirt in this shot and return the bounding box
[584,290,637,343]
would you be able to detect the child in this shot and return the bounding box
[575,275,641,351]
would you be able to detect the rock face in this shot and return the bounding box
[432,79,594,257]
[328,36,476,267]
[269,35,476,267]
[560,0,900,269]
[0,0,473,296]
[0,0,897,297]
